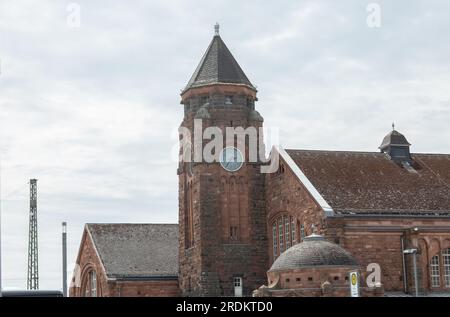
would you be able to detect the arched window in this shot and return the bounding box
[443,248,450,287]
[430,255,440,288]
[272,216,298,259]
[82,270,98,297]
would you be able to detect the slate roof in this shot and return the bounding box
[86,224,178,279]
[285,150,450,216]
[183,34,255,92]
[269,234,359,272]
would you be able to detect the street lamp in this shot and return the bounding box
[403,248,419,297]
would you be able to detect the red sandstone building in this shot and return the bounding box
[69,224,179,297]
[70,26,450,297]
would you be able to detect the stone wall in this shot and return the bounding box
[265,153,450,294]
[178,85,268,296]
[265,155,329,265]
[326,216,450,293]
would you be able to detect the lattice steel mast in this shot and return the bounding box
[27,179,38,290]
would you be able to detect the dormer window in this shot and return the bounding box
[200,96,209,106]
[225,95,233,105]
[246,98,254,110]
[379,127,412,163]
[390,147,408,158]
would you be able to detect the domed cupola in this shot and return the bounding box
[379,124,412,163]
[269,234,359,272]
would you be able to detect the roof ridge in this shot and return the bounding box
[285,149,450,156]
[285,149,382,154]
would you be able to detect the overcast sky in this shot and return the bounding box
[1,0,449,290]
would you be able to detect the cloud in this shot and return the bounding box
[0,0,449,289]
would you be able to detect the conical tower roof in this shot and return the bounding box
[183,24,255,93]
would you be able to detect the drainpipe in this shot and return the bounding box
[401,237,407,293]
[412,252,419,297]
[404,248,419,297]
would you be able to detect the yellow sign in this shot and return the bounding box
[349,271,359,297]
[351,273,357,286]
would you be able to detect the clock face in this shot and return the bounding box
[220,147,244,172]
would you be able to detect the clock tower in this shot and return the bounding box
[178,25,268,296]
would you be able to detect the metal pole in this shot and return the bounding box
[412,252,419,297]
[27,179,39,290]
[401,237,408,293]
[62,222,67,297]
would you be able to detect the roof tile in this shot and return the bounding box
[87,223,178,278]
[285,150,450,215]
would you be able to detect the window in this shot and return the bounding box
[278,219,284,253]
[185,182,194,248]
[91,271,97,297]
[234,277,243,297]
[285,216,291,249]
[200,96,209,106]
[246,98,254,110]
[391,147,408,158]
[291,217,297,245]
[443,248,450,287]
[272,216,298,258]
[300,224,305,242]
[83,270,98,297]
[431,255,440,288]
[225,95,233,105]
[272,223,277,258]
[230,226,238,240]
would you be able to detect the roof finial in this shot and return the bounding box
[214,23,220,36]
[392,122,395,131]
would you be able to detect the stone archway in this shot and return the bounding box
[79,264,101,297]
